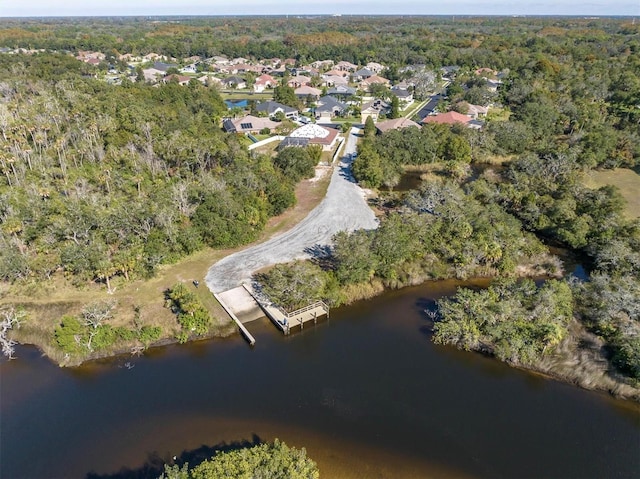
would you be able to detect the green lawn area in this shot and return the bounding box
[220,91,273,100]
[401,99,428,119]
[253,139,280,156]
[583,167,640,219]
[486,107,511,122]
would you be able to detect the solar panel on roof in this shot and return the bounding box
[240,123,253,129]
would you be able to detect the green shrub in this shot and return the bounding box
[160,440,318,479]
[54,316,87,354]
[138,325,162,345]
[167,283,212,337]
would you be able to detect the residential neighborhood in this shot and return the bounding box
[0,46,503,155]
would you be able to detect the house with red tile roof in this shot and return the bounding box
[254,74,276,93]
[422,111,471,126]
[324,69,349,78]
[163,74,191,86]
[360,75,390,91]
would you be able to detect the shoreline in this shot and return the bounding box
[7,266,640,402]
[3,157,637,401]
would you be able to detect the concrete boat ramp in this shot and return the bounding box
[214,284,330,345]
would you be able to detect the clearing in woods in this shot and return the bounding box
[583,167,640,219]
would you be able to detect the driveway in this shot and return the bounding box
[205,128,379,293]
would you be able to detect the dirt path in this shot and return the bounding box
[205,129,378,293]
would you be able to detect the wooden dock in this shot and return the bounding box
[242,284,329,335]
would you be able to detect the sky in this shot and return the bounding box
[1,0,638,17]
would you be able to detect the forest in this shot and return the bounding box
[0,16,638,387]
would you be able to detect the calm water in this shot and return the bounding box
[2,279,639,479]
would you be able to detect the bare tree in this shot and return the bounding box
[82,300,117,350]
[0,306,26,359]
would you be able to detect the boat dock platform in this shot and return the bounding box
[242,284,329,335]
[212,284,330,345]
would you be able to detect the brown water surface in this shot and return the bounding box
[1,279,639,478]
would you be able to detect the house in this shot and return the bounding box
[440,65,460,80]
[270,66,288,76]
[315,95,348,121]
[264,58,283,69]
[323,69,349,78]
[254,74,276,93]
[310,59,334,70]
[295,85,322,101]
[289,123,340,151]
[180,63,198,74]
[360,75,391,90]
[233,63,260,74]
[224,115,279,134]
[335,61,358,72]
[142,68,166,83]
[459,102,489,119]
[143,53,164,62]
[211,55,230,65]
[391,86,414,104]
[119,53,141,63]
[366,62,385,74]
[231,57,249,64]
[288,75,311,88]
[197,75,222,87]
[76,51,105,63]
[163,74,191,86]
[153,61,178,72]
[361,99,390,123]
[422,111,472,126]
[353,68,374,81]
[296,66,320,77]
[277,136,310,150]
[255,101,298,119]
[375,118,420,134]
[322,75,349,87]
[486,79,502,92]
[326,85,357,99]
[222,76,247,89]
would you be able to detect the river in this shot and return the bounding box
[1,278,639,479]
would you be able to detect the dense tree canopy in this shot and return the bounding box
[0,54,297,288]
[160,439,319,479]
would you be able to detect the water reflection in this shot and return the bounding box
[1,279,639,479]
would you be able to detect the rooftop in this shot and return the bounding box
[422,111,471,125]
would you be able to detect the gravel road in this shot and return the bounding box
[205,128,379,293]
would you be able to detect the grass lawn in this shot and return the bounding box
[253,139,280,156]
[486,107,511,122]
[583,167,640,219]
[401,98,428,119]
[220,91,273,100]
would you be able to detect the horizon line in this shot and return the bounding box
[1,13,637,19]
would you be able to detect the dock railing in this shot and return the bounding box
[287,301,330,318]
